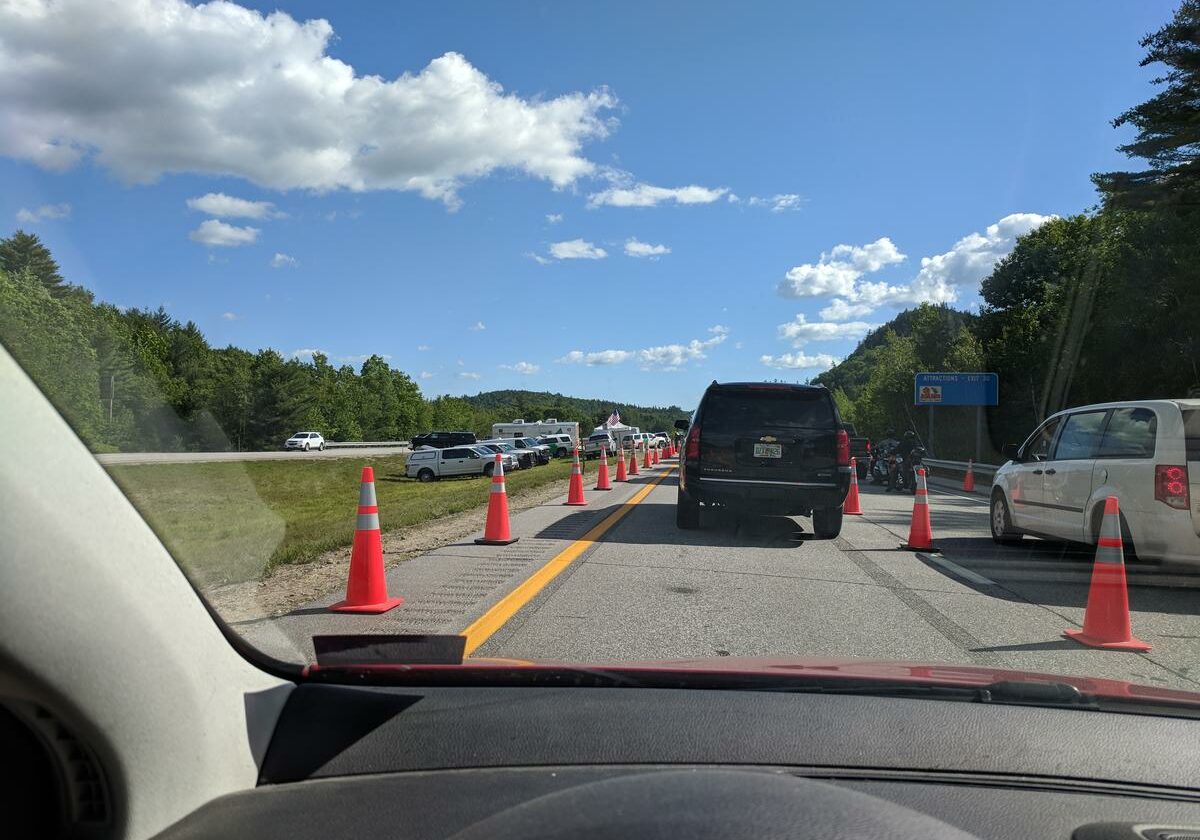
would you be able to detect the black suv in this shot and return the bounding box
[675,382,851,536]
[411,430,478,450]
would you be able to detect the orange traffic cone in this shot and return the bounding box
[651,446,659,466]
[963,459,975,492]
[845,457,863,515]
[565,447,588,505]
[900,468,937,551]
[1064,496,1150,651]
[475,455,519,545]
[642,444,652,470]
[331,466,404,613]
[628,445,640,476]
[615,446,628,482]
[595,445,612,490]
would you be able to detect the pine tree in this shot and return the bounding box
[0,230,67,296]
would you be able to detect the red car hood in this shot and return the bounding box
[310,653,1200,707]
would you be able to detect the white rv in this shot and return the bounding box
[491,418,581,445]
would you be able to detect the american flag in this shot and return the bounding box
[606,409,620,426]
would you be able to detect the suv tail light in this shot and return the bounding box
[866,440,872,453]
[1155,464,1190,510]
[836,429,850,467]
[685,424,701,459]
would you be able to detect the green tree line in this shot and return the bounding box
[0,232,685,452]
[818,3,1200,459]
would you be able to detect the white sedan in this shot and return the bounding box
[284,432,325,451]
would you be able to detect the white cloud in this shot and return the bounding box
[549,239,607,260]
[777,314,877,347]
[778,237,905,299]
[819,298,876,321]
[188,219,260,247]
[220,311,240,321]
[416,344,430,351]
[469,321,486,331]
[624,238,670,258]
[188,192,280,219]
[290,347,325,359]
[270,252,298,268]
[419,371,433,379]
[527,251,553,265]
[500,361,539,374]
[15,203,70,223]
[734,341,744,350]
[546,213,563,224]
[749,193,802,213]
[557,325,729,371]
[456,359,465,366]
[0,1,617,208]
[760,352,840,371]
[588,175,728,208]
[458,371,481,380]
[338,353,391,364]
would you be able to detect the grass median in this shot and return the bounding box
[105,454,579,588]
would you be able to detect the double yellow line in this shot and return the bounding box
[461,467,675,655]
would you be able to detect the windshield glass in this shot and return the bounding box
[5,0,1200,708]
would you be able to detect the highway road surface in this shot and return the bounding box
[239,457,1200,692]
[97,445,410,466]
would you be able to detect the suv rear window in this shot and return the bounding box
[703,388,835,432]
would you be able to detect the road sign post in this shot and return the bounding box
[914,373,998,460]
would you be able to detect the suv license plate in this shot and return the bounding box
[753,443,782,459]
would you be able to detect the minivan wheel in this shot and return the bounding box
[676,488,700,529]
[812,505,843,539]
[417,468,435,483]
[990,491,1022,545]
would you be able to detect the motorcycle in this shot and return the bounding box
[904,445,927,494]
[886,451,905,492]
[869,440,897,484]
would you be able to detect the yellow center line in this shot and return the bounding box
[461,467,676,656]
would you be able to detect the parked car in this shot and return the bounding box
[990,399,1200,567]
[583,432,616,459]
[480,439,535,470]
[284,431,325,451]
[410,431,477,450]
[539,434,575,457]
[507,436,552,465]
[843,423,871,480]
[405,445,499,482]
[675,381,851,535]
[475,442,524,471]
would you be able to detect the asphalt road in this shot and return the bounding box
[96,445,410,466]
[238,456,1200,692]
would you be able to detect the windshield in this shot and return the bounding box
[5,0,1200,710]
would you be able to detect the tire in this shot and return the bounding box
[417,468,435,483]
[318,443,325,451]
[990,491,1022,545]
[812,505,843,539]
[303,443,309,452]
[483,463,495,478]
[676,487,700,529]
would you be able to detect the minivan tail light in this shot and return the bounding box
[1155,464,1190,510]
[685,424,701,459]
[836,429,850,467]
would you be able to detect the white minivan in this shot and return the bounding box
[990,399,1200,566]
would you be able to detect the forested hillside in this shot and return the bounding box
[0,232,685,452]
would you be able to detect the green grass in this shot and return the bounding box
[105,454,579,587]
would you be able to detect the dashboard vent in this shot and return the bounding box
[28,704,110,825]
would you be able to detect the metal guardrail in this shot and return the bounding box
[924,458,1000,476]
[324,440,410,449]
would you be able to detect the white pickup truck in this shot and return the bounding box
[406,445,507,482]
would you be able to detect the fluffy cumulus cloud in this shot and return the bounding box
[558,325,729,371]
[779,215,1054,316]
[291,348,325,359]
[188,219,259,247]
[500,361,539,375]
[0,0,617,208]
[777,314,877,347]
[15,203,70,223]
[748,193,802,213]
[188,192,280,219]
[588,171,728,208]
[624,238,670,258]
[270,252,298,268]
[760,352,840,371]
[549,239,607,260]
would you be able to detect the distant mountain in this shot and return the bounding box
[461,389,690,433]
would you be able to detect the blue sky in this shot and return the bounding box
[0,0,1175,408]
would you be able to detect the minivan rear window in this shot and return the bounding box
[1097,407,1157,458]
[703,389,835,431]
[1183,409,1200,462]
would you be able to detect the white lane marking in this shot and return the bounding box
[921,552,997,587]
[927,484,988,503]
